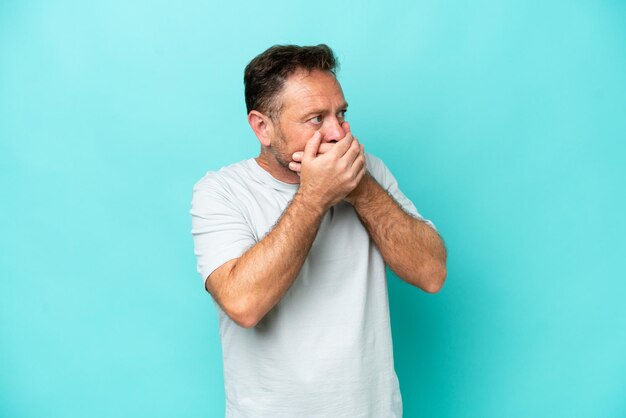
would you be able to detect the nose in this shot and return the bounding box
[321,117,345,142]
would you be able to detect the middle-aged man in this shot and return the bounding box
[191,44,447,417]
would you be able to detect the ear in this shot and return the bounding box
[248,110,274,147]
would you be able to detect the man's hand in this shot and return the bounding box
[291,122,366,211]
[289,122,356,171]
[289,122,367,207]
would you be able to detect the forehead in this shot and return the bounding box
[278,69,346,114]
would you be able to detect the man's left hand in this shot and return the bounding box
[289,121,368,205]
[289,121,357,170]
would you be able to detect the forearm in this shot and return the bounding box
[349,174,447,292]
[219,191,325,327]
[210,130,364,327]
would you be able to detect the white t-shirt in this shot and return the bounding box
[191,154,434,418]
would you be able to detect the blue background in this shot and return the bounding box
[1,1,625,417]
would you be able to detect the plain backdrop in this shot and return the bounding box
[1,1,625,417]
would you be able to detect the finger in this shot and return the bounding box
[352,143,366,169]
[354,162,366,184]
[303,131,322,161]
[351,154,367,184]
[351,152,366,175]
[341,136,362,166]
[292,151,303,162]
[317,143,335,155]
[329,132,354,157]
[293,142,334,162]
[288,161,302,172]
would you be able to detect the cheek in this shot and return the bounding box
[286,126,317,151]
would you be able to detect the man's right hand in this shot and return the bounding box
[295,128,366,211]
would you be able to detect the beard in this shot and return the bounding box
[269,124,292,170]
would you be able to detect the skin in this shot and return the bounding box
[205,69,447,328]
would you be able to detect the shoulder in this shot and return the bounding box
[364,152,387,176]
[191,159,260,214]
[193,159,254,195]
[364,152,395,189]
[364,152,385,170]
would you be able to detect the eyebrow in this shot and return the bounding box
[301,102,349,119]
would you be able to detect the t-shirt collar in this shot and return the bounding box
[247,158,300,192]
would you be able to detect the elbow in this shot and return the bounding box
[422,262,447,294]
[225,298,262,329]
[209,281,262,329]
[233,315,259,329]
[237,313,261,329]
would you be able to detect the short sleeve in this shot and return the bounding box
[190,174,256,284]
[365,153,437,231]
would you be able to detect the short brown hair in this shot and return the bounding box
[244,44,338,118]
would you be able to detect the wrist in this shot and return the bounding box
[292,189,327,219]
[345,172,376,207]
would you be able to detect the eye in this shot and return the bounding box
[310,115,323,124]
[338,110,347,120]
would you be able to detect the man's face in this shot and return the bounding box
[268,69,349,170]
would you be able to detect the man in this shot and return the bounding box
[191,44,447,417]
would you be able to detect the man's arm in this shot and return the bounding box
[345,173,447,293]
[290,123,447,293]
[206,193,324,328]
[205,132,365,328]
